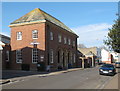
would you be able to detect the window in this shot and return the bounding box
[58,34,62,43]
[32,30,38,39]
[17,32,22,40]
[50,32,53,40]
[32,48,38,63]
[73,41,75,47]
[68,39,71,45]
[6,51,9,62]
[16,50,22,63]
[70,52,72,64]
[64,37,67,44]
[50,49,54,63]
[73,54,76,63]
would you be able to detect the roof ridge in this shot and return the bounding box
[10,8,77,35]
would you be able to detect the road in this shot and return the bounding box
[2,66,115,89]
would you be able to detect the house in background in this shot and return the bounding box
[78,47,101,68]
[111,52,120,62]
[9,8,78,71]
[101,49,113,64]
[0,34,11,70]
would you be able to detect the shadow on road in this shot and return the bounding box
[2,70,49,79]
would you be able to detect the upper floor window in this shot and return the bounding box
[64,37,67,44]
[17,32,22,40]
[32,30,38,39]
[58,34,62,43]
[32,48,38,64]
[68,39,71,45]
[50,32,53,40]
[73,41,75,47]
[16,49,22,63]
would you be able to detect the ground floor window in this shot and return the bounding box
[16,49,22,63]
[70,52,73,64]
[6,51,9,62]
[32,48,38,63]
[74,54,76,63]
[50,49,54,63]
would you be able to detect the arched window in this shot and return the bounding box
[32,30,38,39]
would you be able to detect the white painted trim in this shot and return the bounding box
[9,20,46,27]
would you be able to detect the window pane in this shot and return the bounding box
[16,49,22,63]
[32,30,38,39]
[17,32,22,40]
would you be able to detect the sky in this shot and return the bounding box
[1,2,119,47]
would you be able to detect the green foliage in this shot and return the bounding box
[104,19,120,53]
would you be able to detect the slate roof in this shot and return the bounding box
[78,47,97,56]
[10,8,76,35]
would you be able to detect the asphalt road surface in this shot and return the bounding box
[2,66,115,89]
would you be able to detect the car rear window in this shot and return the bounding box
[102,64,114,68]
[115,62,120,64]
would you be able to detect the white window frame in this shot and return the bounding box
[50,32,53,40]
[68,39,71,45]
[73,41,75,47]
[32,30,38,39]
[50,49,54,63]
[64,37,67,44]
[17,32,22,40]
[16,49,22,63]
[58,34,62,43]
[32,48,38,64]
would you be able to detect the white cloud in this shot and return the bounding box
[71,23,112,47]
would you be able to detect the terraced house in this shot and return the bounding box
[9,8,78,71]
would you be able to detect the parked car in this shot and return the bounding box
[115,62,120,68]
[98,62,106,65]
[99,64,116,76]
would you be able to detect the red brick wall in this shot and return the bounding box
[10,23,46,71]
[45,21,78,70]
[10,21,78,71]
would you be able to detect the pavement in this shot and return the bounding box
[103,73,118,89]
[0,67,83,85]
[103,68,120,90]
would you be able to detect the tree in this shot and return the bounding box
[104,19,120,53]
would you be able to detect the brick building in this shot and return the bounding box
[9,8,78,71]
[78,47,100,68]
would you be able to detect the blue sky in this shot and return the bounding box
[2,2,118,47]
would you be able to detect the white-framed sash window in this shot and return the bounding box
[50,49,54,63]
[50,32,53,40]
[32,30,38,39]
[68,38,71,45]
[58,34,62,43]
[32,48,38,63]
[64,37,67,44]
[73,41,75,47]
[17,32,22,40]
[16,49,22,63]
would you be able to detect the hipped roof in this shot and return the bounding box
[10,8,77,35]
